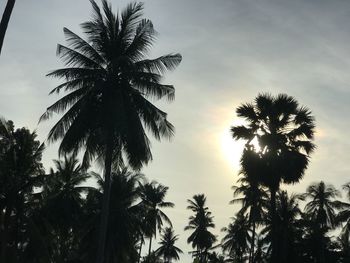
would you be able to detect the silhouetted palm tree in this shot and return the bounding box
[221,213,250,262]
[262,191,303,263]
[303,181,341,263]
[40,1,181,261]
[0,0,16,55]
[39,155,90,261]
[185,194,216,263]
[0,118,45,262]
[231,93,315,263]
[139,182,174,255]
[252,234,268,263]
[155,227,183,263]
[231,149,269,263]
[80,168,144,263]
[304,181,341,229]
[337,182,350,235]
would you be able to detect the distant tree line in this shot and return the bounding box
[2,116,350,263]
[0,118,182,263]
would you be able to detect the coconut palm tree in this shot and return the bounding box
[221,213,250,262]
[80,168,144,263]
[252,234,268,263]
[262,191,304,263]
[139,182,174,255]
[303,181,342,263]
[231,93,315,263]
[0,118,45,262]
[40,1,181,262]
[304,181,341,229]
[155,227,183,263]
[0,0,16,55]
[39,155,91,261]
[231,149,269,263]
[185,194,216,263]
[336,182,350,235]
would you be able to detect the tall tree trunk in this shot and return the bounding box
[320,235,326,263]
[269,189,278,263]
[95,138,114,263]
[250,221,256,263]
[0,0,16,55]
[148,236,152,255]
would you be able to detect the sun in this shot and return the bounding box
[220,128,245,168]
[219,121,261,169]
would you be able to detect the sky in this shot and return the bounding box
[1,0,350,261]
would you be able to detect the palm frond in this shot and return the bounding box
[135,54,182,75]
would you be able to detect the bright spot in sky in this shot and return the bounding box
[220,128,244,169]
[219,118,261,171]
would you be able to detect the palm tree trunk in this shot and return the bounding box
[250,221,256,263]
[320,236,326,263]
[0,0,16,55]
[148,236,153,255]
[95,138,114,263]
[270,189,278,263]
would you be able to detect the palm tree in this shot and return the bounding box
[0,118,45,262]
[139,182,174,255]
[262,191,303,263]
[336,182,350,235]
[0,0,16,55]
[40,1,181,262]
[300,214,332,263]
[231,149,269,263]
[185,194,216,263]
[39,155,90,261]
[80,168,144,263]
[303,181,341,263]
[231,93,315,263]
[252,234,268,263]
[221,213,250,262]
[304,181,341,229]
[155,227,183,263]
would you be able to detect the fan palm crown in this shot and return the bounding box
[231,93,315,189]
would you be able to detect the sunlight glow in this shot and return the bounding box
[219,120,261,169]
[220,128,244,169]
